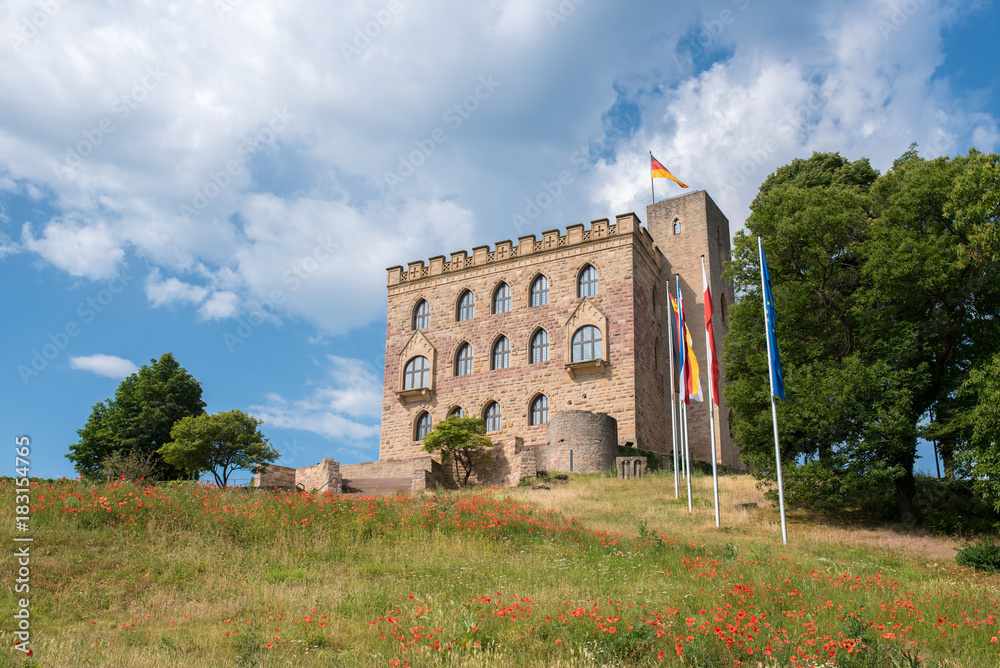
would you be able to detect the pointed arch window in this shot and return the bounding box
[455,343,473,376]
[673,218,681,235]
[413,299,429,330]
[492,336,510,370]
[457,290,475,321]
[571,326,602,363]
[403,356,430,390]
[530,394,549,425]
[493,282,511,314]
[415,412,432,440]
[484,401,501,432]
[578,265,598,298]
[530,275,549,306]
[530,329,549,364]
[449,406,465,418]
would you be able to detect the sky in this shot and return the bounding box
[3,0,997,481]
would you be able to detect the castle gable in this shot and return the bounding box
[399,329,436,362]
[564,297,607,332]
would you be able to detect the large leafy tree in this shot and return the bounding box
[725,148,1000,520]
[158,410,278,487]
[67,353,207,479]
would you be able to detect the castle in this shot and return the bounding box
[257,190,739,492]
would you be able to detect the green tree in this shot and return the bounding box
[421,416,494,488]
[957,352,1000,512]
[67,353,206,479]
[158,410,279,487]
[725,148,1000,521]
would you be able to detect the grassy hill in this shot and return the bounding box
[2,473,998,667]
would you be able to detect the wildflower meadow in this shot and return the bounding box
[2,473,998,667]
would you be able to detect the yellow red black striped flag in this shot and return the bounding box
[650,153,689,188]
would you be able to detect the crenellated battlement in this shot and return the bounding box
[386,212,656,286]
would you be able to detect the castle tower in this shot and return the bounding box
[646,191,739,468]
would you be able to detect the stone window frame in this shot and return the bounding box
[414,411,432,440]
[673,218,681,235]
[412,298,430,330]
[454,342,474,376]
[492,281,512,314]
[571,325,603,363]
[402,355,431,390]
[491,334,511,370]
[529,393,549,426]
[483,400,502,432]
[529,273,549,307]
[577,264,599,298]
[397,330,436,400]
[448,405,465,419]
[563,298,609,378]
[456,289,475,322]
[529,327,550,364]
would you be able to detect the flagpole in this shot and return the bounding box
[758,236,788,545]
[683,401,692,512]
[666,279,679,499]
[649,151,655,204]
[677,275,693,513]
[702,255,721,528]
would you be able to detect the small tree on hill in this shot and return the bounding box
[422,416,494,488]
[158,410,279,487]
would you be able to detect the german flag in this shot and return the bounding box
[650,154,689,188]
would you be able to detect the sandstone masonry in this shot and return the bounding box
[381,190,740,475]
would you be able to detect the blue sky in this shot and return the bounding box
[3,0,997,480]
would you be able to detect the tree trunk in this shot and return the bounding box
[894,468,921,525]
[939,442,955,481]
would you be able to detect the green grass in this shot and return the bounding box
[2,473,998,667]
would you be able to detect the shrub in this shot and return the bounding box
[956,536,1000,573]
[916,477,1000,536]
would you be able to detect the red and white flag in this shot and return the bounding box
[702,261,720,405]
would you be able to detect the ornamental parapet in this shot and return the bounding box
[386,212,648,286]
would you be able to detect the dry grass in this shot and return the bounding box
[519,471,965,559]
[3,474,998,667]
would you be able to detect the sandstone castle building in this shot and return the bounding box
[381,190,739,474]
[258,190,739,492]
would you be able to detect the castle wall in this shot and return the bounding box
[631,230,673,454]
[381,215,646,462]
[255,464,296,488]
[341,457,437,492]
[295,458,341,492]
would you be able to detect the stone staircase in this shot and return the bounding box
[340,477,412,496]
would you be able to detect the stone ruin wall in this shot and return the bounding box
[538,410,619,474]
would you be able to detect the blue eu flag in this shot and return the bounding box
[760,244,785,400]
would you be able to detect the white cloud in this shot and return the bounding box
[248,355,382,443]
[591,1,1000,231]
[69,354,138,379]
[145,269,209,307]
[0,0,996,331]
[197,291,240,320]
[21,218,125,279]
